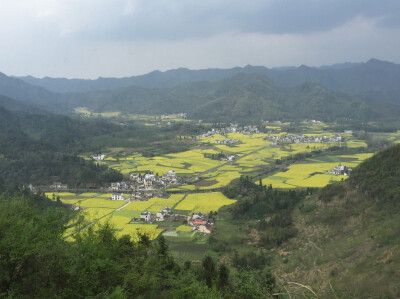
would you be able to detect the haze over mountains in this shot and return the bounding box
[1,59,400,121]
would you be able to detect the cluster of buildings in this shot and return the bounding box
[214,138,239,145]
[137,207,172,222]
[197,124,260,139]
[109,170,183,200]
[50,182,68,190]
[186,212,214,234]
[135,209,214,234]
[265,134,344,145]
[161,113,187,119]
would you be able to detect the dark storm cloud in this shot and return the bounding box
[1,0,400,78]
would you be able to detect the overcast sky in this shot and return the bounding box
[1,0,400,79]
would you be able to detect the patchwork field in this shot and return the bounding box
[64,122,375,240]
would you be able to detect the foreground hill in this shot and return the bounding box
[64,73,400,122]
[275,144,400,297]
[19,59,400,104]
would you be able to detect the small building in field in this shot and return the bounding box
[155,207,172,221]
[193,218,207,226]
[140,211,152,222]
[111,193,125,201]
[51,182,68,189]
[156,211,166,221]
[192,212,204,220]
[93,154,105,161]
[198,225,213,234]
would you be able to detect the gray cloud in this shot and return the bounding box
[71,0,400,41]
[0,0,400,78]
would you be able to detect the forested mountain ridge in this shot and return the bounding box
[63,73,400,121]
[2,61,400,122]
[18,59,400,104]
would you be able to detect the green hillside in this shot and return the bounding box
[0,107,123,187]
[64,73,400,122]
[273,145,400,297]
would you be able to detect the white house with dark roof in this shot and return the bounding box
[140,211,152,222]
[111,193,125,201]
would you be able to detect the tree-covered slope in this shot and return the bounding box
[0,107,122,187]
[64,73,400,122]
[349,144,400,202]
[0,187,279,298]
[0,94,47,114]
[273,145,400,297]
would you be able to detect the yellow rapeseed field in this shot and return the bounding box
[123,195,184,217]
[79,198,127,209]
[262,161,359,188]
[174,192,236,214]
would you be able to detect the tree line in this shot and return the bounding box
[0,185,280,298]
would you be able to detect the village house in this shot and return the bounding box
[193,218,208,226]
[110,182,128,191]
[51,182,68,190]
[155,207,172,221]
[330,164,352,176]
[186,211,215,234]
[71,204,82,211]
[140,211,152,222]
[92,154,105,161]
[111,193,125,201]
[198,225,213,234]
[192,212,204,220]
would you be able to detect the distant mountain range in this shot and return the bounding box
[0,59,400,121]
[17,59,400,104]
[56,73,400,122]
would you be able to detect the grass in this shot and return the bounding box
[274,189,400,298]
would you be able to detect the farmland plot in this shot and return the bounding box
[174,192,236,215]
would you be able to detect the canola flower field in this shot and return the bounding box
[174,192,236,215]
[60,121,379,239]
[262,153,374,188]
[94,120,376,192]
